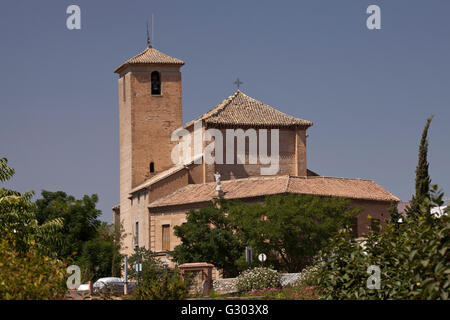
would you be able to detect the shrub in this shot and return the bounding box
[0,239,67,300]
[126,247,169,284]
[313,188,450,300]
[126,247,188,300]
[297,264,321,287]
[236,267,281,292]
[281,266,324,300]
[132,269,188,300]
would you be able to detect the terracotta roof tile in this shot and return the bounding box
[115,46,184,73]
[148,175,399,208]
[286,176,399,202]
[129,154,203,194]
[185,91,313,128]
[129,164,187,194]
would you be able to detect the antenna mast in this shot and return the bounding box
[152,13,154,46]
[146,21,151,47]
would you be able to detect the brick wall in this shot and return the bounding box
[207,127,307,180]
[118,64,183,257]
[352,199,392,235]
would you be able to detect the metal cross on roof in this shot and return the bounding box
[234,78,243,90]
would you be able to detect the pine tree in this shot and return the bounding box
[406,115,434,217]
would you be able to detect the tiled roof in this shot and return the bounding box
[148,175,400,208]
[129,164,186,195]
[129,154,203,194]
[114,46,184,73]
[185,91,313,128]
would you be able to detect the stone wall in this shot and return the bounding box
[212,273,302,295]
[212,278,239,295]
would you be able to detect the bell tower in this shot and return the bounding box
[115,44,184,253]
[115,44,184,186]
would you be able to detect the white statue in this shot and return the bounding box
[214,172,222,191]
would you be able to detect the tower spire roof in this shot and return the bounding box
[185,91,313,128]
[114,46,184,73]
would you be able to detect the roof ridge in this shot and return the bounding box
[291,175,375,182]
[204,91,241,119]
[206,174,288,186]
[237,92,304,121]
[185,90,312,128]
[127,46,150,61]
[115,46,184,73]
[285,175,292,192]
[185,91,240,127]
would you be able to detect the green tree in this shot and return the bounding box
[0,158,63,254]
[77,222,122,282]
[172,202,244,277]
[126,247,188,300]
[0,239,67,300]
[172,195,361,276]
[314,185,449,300]
[126,246,168,283]
[0,157,67,299]
[407,115,434,217]
[230,194,361,272]
[34,190,102,258]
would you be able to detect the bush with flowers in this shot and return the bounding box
[236,267,281,293]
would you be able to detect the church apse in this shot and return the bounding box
[209,127,307,181]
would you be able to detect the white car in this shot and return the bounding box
[93,277,136,293]
[76,283,90,291]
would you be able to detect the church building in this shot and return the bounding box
[113,43,399,265]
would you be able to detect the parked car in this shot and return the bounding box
[76,283,90,291]
[93,277,136,294]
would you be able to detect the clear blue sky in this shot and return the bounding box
[1,0,449,221]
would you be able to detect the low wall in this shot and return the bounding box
[212,278,238,295]
[212,273,301,295]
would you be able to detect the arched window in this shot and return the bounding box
[151,71,161,95]
[150,162,155,173]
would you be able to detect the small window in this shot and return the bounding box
[162,224,170,251]
[150,162,155,173]
[134,221,139,247]
[151,71,161,95]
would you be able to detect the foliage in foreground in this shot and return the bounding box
[313,186,449,300]
[127,247,188,300]
[0,158,68,299]
[0,239,67,300]
[131,270,188,300]
[0,158,63,254]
